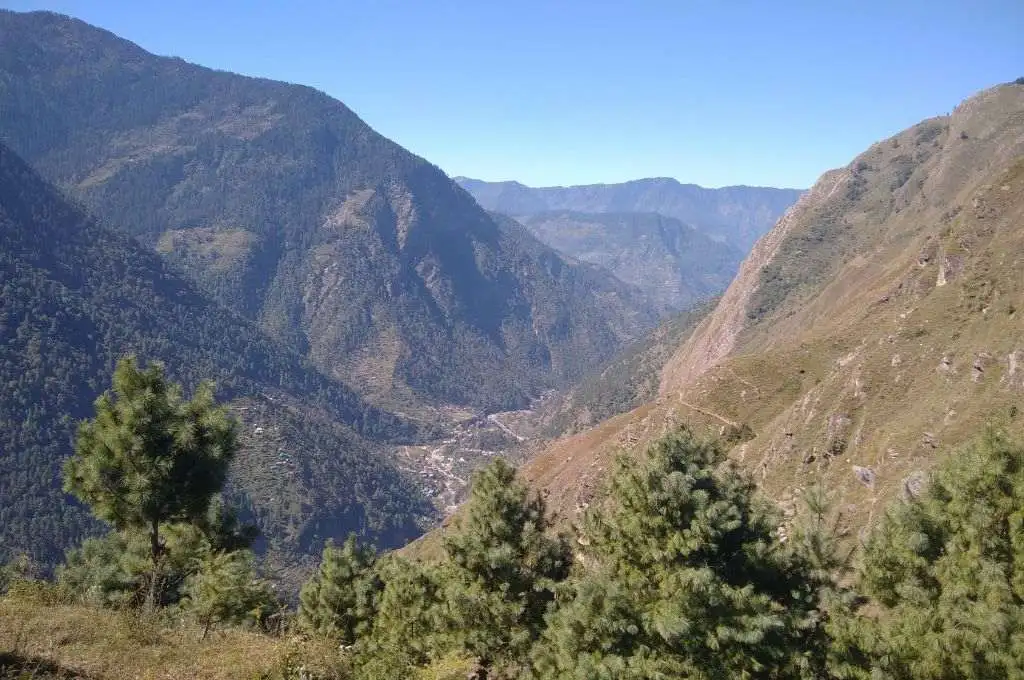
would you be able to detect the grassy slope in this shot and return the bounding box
[0,596,347,680]
[519,83,1024,534]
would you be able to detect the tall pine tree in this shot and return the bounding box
[63,356,238,604]
[442,458,572,674]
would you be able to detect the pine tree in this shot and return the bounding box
[442,458,572,673]
[351,459,572,678]
[57,505,260,609]
[355,557,452,678]
[183,548,277,639]
[857,430,1024,679]
[532,428,834,679]
[63,357,238,604]
[785,483,869,679]
[298,534,383,643]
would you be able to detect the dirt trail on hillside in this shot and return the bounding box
[676,401,738,427]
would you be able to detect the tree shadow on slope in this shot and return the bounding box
[0,652,95,679]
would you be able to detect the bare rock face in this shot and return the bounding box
[852,465,876,489]
[1003,350,1024,391]
[826,413,852,457]
[936,252,965,287]
[902,470,929,500]
[972,353,992,382]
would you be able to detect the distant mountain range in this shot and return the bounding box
[455,177,803,251]
[514,211,743,311]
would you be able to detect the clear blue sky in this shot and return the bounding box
[5,1,1022,188]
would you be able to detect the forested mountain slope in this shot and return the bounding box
[521,82,1024,533]
[0,142,433,568]
[0,10,657,413]
[456,176,802,250]
[515,211,742,310]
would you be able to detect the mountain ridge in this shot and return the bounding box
[455,176,803,250]
[0,9,658,415]
[512,210,742,311]
[454,175,802,192]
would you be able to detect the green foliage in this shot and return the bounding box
[182,548,278,638]
[11,426,1024,678]
[442,459,572,668]
[54,357,277,611]
[857,431,1024,679]
[532,428,836,679]
[56,504,256,610]
[298,536,383,643]
[784,484,869,679]
[57,532,141,607]
[347,460,572,678]
[354,558,451,678]
[196,496,262,554]
[64,357,238,572]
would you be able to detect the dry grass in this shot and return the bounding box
[0,596,348,680]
